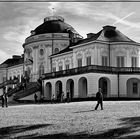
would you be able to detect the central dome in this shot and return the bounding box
[33,16,79,35]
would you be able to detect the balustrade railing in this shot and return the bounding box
[24,33,69,46]
[42,65,140,80]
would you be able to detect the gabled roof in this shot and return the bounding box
[0,57,24,68]
[97,25,136,43]
[74,25,137,46]
[74,30,102,46]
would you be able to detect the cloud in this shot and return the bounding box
[1,1,140,64]
[0,49,11,63]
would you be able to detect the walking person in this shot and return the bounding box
[24,76,27,89]
[95,88,103,110]
[34,93,38,103]
[1,94,5,108]
[66,90,70,103]
[5,94,8,108]
[1,86,6,108]
[61,91,64,103]
[56,90,60,102]
[51,94,55,104]
[40,95,44,103]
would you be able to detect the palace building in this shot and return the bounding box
[1,15,140,101]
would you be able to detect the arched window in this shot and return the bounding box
[54,48,59,54]
[27,49,32,58]
[40,49,44,56]
[39,64,44,77]
[27,67,31,77]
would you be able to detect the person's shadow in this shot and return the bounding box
[73,109,96,113]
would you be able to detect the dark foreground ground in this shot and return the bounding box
[0,101,140,139]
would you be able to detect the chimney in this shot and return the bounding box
[104,25,117,38]
[87,33,95,38]
[103,25,116,31]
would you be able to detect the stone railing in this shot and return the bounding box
[42,65,140,80]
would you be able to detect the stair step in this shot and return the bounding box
[13,82,41,100]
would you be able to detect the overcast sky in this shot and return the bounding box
[1,1,140,63]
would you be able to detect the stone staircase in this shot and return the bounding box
[13,82,41,100]
[7,83,23,97]
[0,79,18,89]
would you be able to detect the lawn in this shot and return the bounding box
[0,101,140,139]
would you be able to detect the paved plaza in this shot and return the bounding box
[0,101,140,139]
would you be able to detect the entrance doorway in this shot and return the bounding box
[66,79,74,100]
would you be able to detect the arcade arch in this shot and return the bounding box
[55,80,63,100]
[127,78,140,97]
[45,82,52,100]
[78,77,88,98]
[66,79,74,100]
[99,77,111,97]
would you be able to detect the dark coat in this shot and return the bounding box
[96,91,103,101]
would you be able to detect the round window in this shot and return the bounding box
[40,49,44,55]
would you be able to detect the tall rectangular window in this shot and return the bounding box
[17,75,20,82]
[59,65,63,71]
[52,67,56,72]
[65,64,69,70]
[133,82,138,94]
[117,56,124,67]
[102,56,108,66]
[86,56,91,66]
[77,58,82,67]
[3,77,6,82]
[131,57,137,67]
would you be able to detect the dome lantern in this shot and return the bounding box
[44,16,64,23]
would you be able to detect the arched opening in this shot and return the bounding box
[45,82,52,100]
[99,77,110,98]
[55,81,63,101]
[40,49,44,56]
[127,78,140,98]
[78,77,88,98]
[66,79,74,100]
[25,67,31,78]
[54,48,59,54]
[27,48,32,58]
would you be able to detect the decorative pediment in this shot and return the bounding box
[52,62,56,67]
[76,52,83,59]
[33,45,39,49]
[115,48,126,56]
[65,59,70,64]
[58,61,63,66]
[85,49,91,57]
[101,49,108,56]
[25,48,32,53]
[131,48,139,56]
[45,44,51,48]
